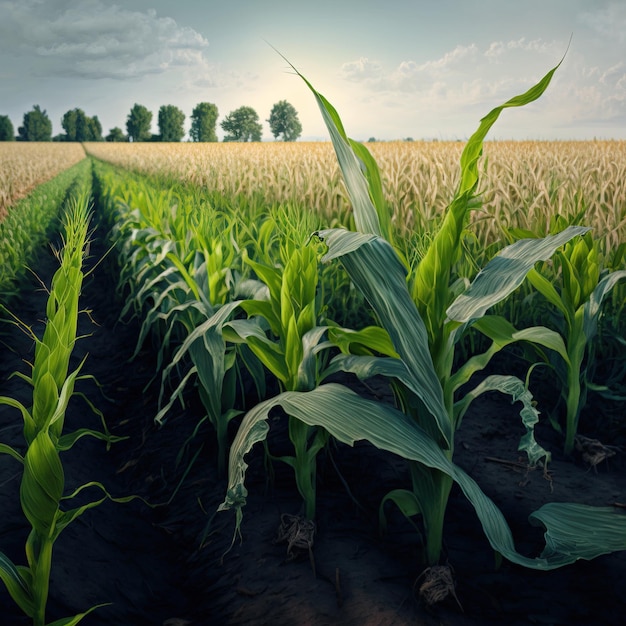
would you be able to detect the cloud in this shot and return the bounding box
[340,57,383,81]
[0,0,214,81]
[332,36,626,137]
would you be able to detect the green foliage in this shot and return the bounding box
[527,230,626,454]
[18,105,52,142]
[0,160,90,301]
[0,114,15,141]
[157,105,186,142]
[267,100,302,142]
[126,104,152,142]
[61,109,102,142]
[105,127,127,142]
[218,51,626,575]
[0,185,129,626]
[221,106,262,142]
[190,102,219,142]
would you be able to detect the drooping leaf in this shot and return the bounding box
[219,383,626,570]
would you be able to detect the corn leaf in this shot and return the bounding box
[21,431,64,534]
[453,374,550,466]
[413,60,565,339]
[219,383,626,569]
[0,442,25,464]
[45,603,111,626]
[446,226,590,323]
[583,270,626,340]
[317,228,451,447]
[0,553,34,617]
[276,60,383,237]
[448,316,570,395]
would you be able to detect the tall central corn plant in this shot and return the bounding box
[220,55,626,570]
[0,192,130,626]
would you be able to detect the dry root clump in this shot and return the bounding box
[274,513,317,574]
[416,564,463,611]
[575,435,619,470]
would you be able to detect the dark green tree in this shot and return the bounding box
[61,109,102,141]
[267,100,302,141]
[158,105,186,142]
[106,127,127,142]
[0,115,14,141]
[221,106,262,142]
[190,102,218,142]
[88,115,103,141]
[126,103,152,142]
[18,105,52,141]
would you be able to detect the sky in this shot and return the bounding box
[0,0,625,141]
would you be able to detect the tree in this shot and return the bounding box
[0,115,14,141]
[267,100,302,142]
[18,105,52,141]
[190,102,218,142]
[88,115,103,141]
[126,104,152,142]
[158,105,186,142]
[221,106,262,142]
[61,109,103,142]
[106,127,127,142]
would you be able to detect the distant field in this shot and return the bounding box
[0,143,86,219]
[84,140,626,257]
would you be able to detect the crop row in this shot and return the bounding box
[85,61,626,597]
[0,143,86,220]
[1,60,625,621]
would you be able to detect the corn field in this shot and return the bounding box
[0,143,86,220]
[84,139,626,259]
[2,65,626,624]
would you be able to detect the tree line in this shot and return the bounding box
[0,100,302,143]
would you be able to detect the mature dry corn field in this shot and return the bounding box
[84,140,626,256]
[0,143,86,220]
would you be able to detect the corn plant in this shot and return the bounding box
[94,162,265,477]
[0,191,129,626]
[224,214,330,521]
[526,228,626,454]
[220,57,626,571]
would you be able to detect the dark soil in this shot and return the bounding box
[1,223,625,626]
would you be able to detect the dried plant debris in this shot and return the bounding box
[416,564,463,611]
[574,435,620,469]
[274,513,317,574]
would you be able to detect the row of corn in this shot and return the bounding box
[85,59,626,590]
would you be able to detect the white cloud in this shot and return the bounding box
[340,57,383,81]
[0,0,214,81]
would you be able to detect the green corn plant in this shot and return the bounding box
[0,192,131,625]
[224,219,330,521]
[95,162,264,477]
[526,229,626,455]
[220,55,626,571]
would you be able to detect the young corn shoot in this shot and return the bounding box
[225,232,329,520]
[527,230,626,454]
[0,192,130,626]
